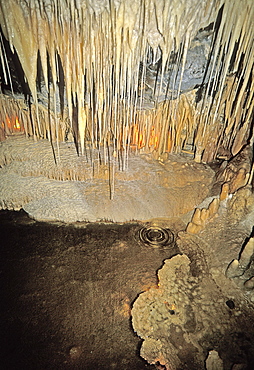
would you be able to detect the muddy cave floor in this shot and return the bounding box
[0,210,176,370]
[1,208,254,370]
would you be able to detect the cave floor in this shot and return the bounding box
[0,210,183,370]
[1,199,254,370]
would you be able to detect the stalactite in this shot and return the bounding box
[0,0,253,166]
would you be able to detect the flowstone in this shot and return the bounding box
[131,232,254,370]
[0,136,214,223]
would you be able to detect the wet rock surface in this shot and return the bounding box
[0,210,182,370]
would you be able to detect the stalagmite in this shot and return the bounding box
[220,182,230,201]
[208,198,220,217]
[225,259,241,279]
[230,169,250,193]
[0,3,253,367]
[186,197,219,234]
[226,235,254,279]
[0,0,253,223]
[239,237,254,270]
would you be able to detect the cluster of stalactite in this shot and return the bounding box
[0,94,69,141]
[0,0,253,165]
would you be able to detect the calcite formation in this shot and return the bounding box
[226,231,254,300]
[132,170,254,369]
[186,197,220,234]
[0,135,215,222]
[0,0,253,222]
[186,145,253,235]
[0,0,253,163]
[132,231,254,369]
[0,1,253,368]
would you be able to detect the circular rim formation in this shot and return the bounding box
[139,226,174,247]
